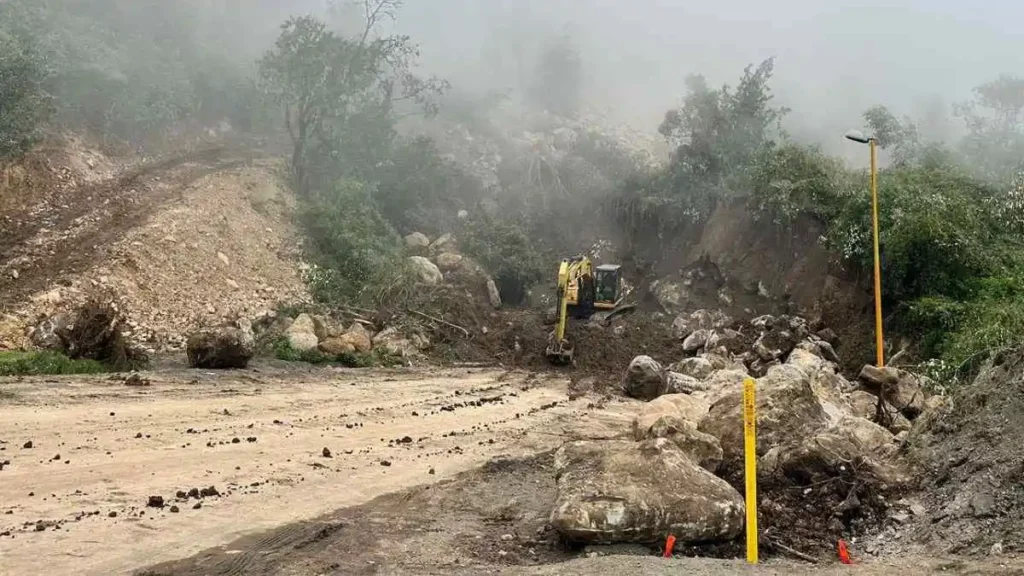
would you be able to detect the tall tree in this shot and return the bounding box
[258,1,446,193]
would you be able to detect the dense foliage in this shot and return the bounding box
[0,0,264,153]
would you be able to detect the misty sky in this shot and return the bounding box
[390,0,1024,155]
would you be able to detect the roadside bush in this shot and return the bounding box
[300,179,404,304]
[0,351,107,377]
[825,163,1007,303]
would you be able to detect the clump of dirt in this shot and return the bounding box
[62,298,146,369]
[905,348,1024,555]
[718,464,895,559]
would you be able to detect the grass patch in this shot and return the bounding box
[0,351,109,377]
[272,338,402,368]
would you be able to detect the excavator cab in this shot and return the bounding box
[593,264,622,310]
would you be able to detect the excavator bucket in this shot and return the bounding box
[545,334,574,365]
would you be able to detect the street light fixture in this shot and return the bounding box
[845,130,884,368]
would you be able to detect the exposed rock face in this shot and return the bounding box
[486,278,502,309]
[285,313,318,352]
[186,323,255,369]
[622,355,666,400]
[408,256,443,286]
[550,439,745,544]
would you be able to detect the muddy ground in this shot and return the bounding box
[0,360,637,575]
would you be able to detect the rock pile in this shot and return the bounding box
[554,309,937,551]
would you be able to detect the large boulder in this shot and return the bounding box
[636,415,723,472]
[285,313,319,352]
[429,233,457,255]
[404,232,430,250]
[682,329,710,353]
[633,393,711,432]
[699,364,828,463]
[764,416,902,485]
[847,390,912,434]
[373,327,417,358]
[311,314,343,341]
[622,355,666,400]
[671,310,732,340]
[435,252,464,271]
[652,280,687,314]
[664,371,707,394]
[705,329,746,354]
[550,439,745,544]
[670,356,714,380]
[186,324,255,369]
[319,324,372,356]
[858,365,929,419]
[408,256,444,286]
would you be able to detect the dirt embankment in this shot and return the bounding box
[904,348,1024,556]
[0,139,309,352]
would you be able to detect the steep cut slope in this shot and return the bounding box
[0,141,309,351]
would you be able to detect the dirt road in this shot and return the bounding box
[0,363,633,576]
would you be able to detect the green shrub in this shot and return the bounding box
[825,163,1008,303]
[0,351,108,376]
[299,179,404,304]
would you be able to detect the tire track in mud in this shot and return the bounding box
[0,366,624,576]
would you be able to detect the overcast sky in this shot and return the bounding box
[391,0,1024,153]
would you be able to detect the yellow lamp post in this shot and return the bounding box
[845,130,884,368]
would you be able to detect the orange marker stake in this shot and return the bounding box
[663,535,676,558]
[837,539,853,565]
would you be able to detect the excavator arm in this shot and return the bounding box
[546,256,592,364]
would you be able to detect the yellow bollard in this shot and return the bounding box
[743,376,758,564]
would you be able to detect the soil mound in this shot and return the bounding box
[1,152,309,352]
[907,348,1024,555]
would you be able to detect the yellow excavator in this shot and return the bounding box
[545,255,630,364]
